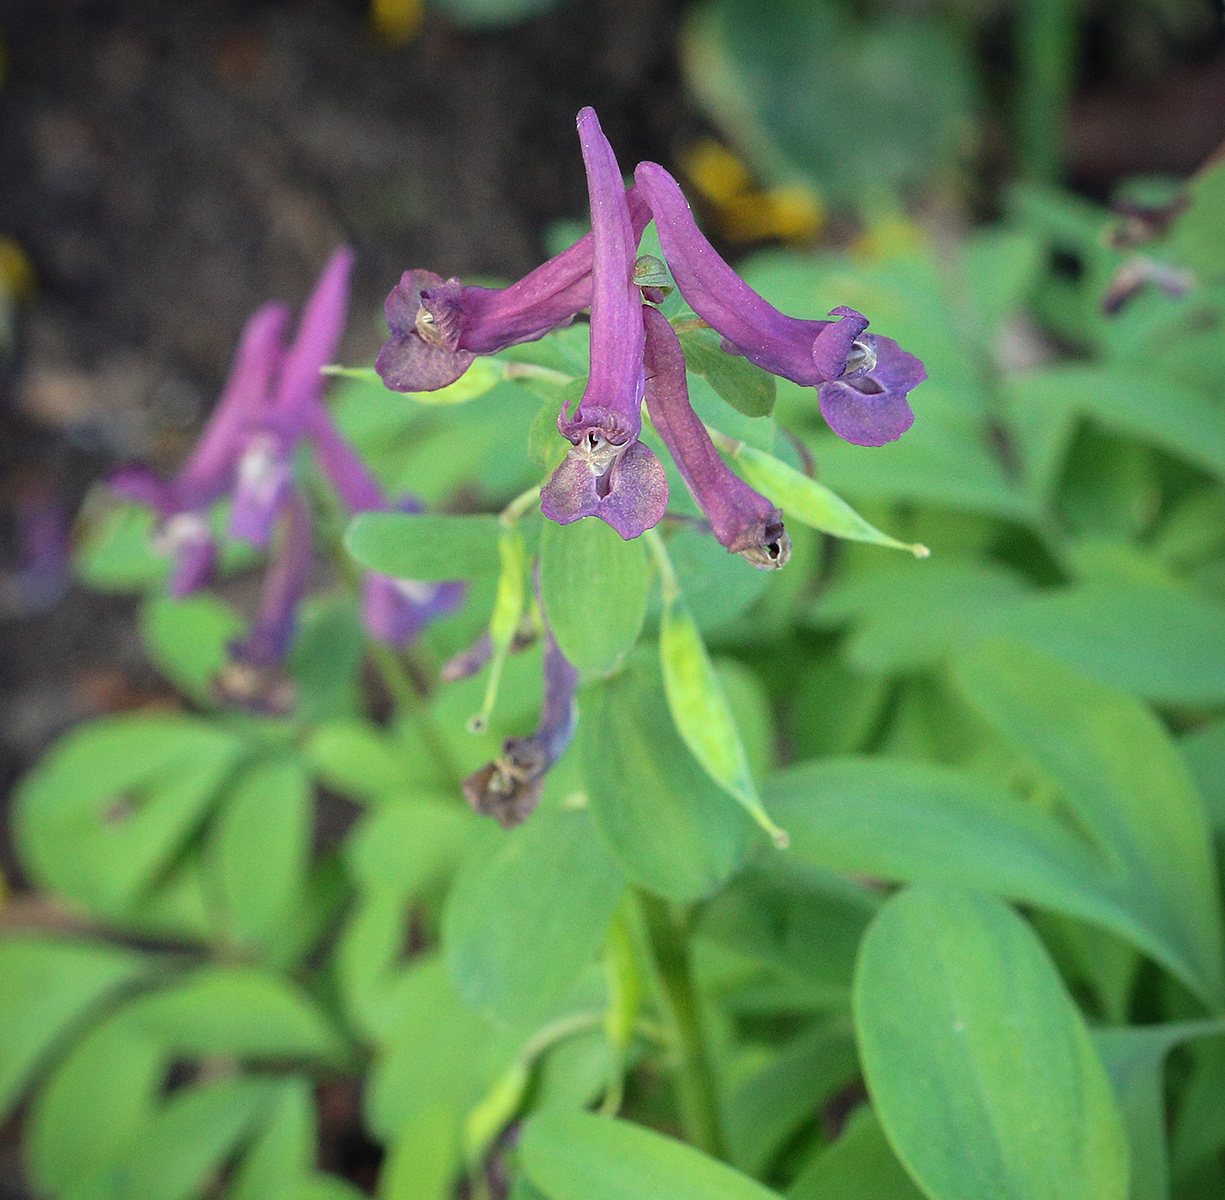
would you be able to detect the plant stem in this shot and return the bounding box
[629,888,725,1159]
[367,639,463,789]
[1016,0,1078,182]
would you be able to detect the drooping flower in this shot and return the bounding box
[213,490,314,715]
[539,107,667,540]
[462,620,578,829]
[634,162,925,447]
[229,246,356,546]
[641,305,791,569]
[376,190,652,393]
[110,301,290,595]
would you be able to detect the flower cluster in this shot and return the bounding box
[112,247,461,712]
[377,107,925,561]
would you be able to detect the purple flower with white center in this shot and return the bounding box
[539,108,668,540]
[110,301,289,596]
[214,490,314,715]
[376,189,652,394]
[307,398,464,645]
[642,306,791,569]
[634,162,926,448]
[229,246,355,546]
[462,621,578,829]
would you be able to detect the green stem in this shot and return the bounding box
[629,888,725,1159]
[1016,0,1079,182]
[367,639,463,789]
[643,526,680,604]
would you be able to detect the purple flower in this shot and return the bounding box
[376,191,652,394]
[539,108,668,540]
[307,399,464,646]
[214,490,314,715]
[110,301,290,595]
[634,162,925,448]
[642,306,791,569]
[229,246,355,546]
[462,622,578,829]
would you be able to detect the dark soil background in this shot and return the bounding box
[0,0,1223,1192]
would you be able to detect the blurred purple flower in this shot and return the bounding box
[462,620,578,828]
[110,301,290,595]
[214,490,314,715]
[539,107,667,540]
[307,399,464,646]
[634,162,925,447]
[229,246,355,546]
[376,191,651,394]
[642,306,790,569]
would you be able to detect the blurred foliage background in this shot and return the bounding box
[2,0,1225,1198]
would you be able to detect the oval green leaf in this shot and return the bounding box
[854,886,1129,1200]
[344,512,500,580]
[539,516,649,675]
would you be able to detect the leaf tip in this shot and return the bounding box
[912,543,931,559]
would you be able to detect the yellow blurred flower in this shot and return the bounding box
[678,138,824,245]
[370,0,424,45]
[0,237,35,300]
[850,215,927,263]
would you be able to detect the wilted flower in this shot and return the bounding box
[642,306,790,568]
[377,190,651,393]
[539,107,668,540]
[634,162,925,447]
[462,622,578,829]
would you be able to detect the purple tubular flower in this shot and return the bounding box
[214,490,314,715]
[539,108,668,540]
[110,301,290,596]
[634,162,925,448]
[230,246,355,546]
[376,189,652,393]
[642,306,791,569]
[462,624,579,829]
[307,399,465,645]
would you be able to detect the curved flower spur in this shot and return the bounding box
[376,187,652,393]
[634,161,926,447]
[539,107,668,540]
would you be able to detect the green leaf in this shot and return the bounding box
[14,715,244,916]
[125,967,344,1061]
[344,512,500,580]
[0,936,149,1124]
[723,1020,859,1176]
[786,1108,925,1200]
[26,1009,164,1196]
[1172,159,1225,278]
[209,755,313,954]
[442,804,625,1025]
[678,327,776,418]
[521,1109,782,1200]
[1009,367,1225,480]
[305,718,423,799]
[140,591,244,704]
[1182,719,1225,835]
[952,639,1225,1004]
[380,1103,461,1200]
[229,1077,316,1200]
[1093,1022,1225,1200]
[581,653,754,901]
[854,886,1129,1200]
[106,1077,276,1200]
[978,583,1225,706]
[723,439,928,556]
[289,597,366,723]
[659,591,787,846]
[764,757,1215,1001]
[74,501,167,592]
[539,516,650,675]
